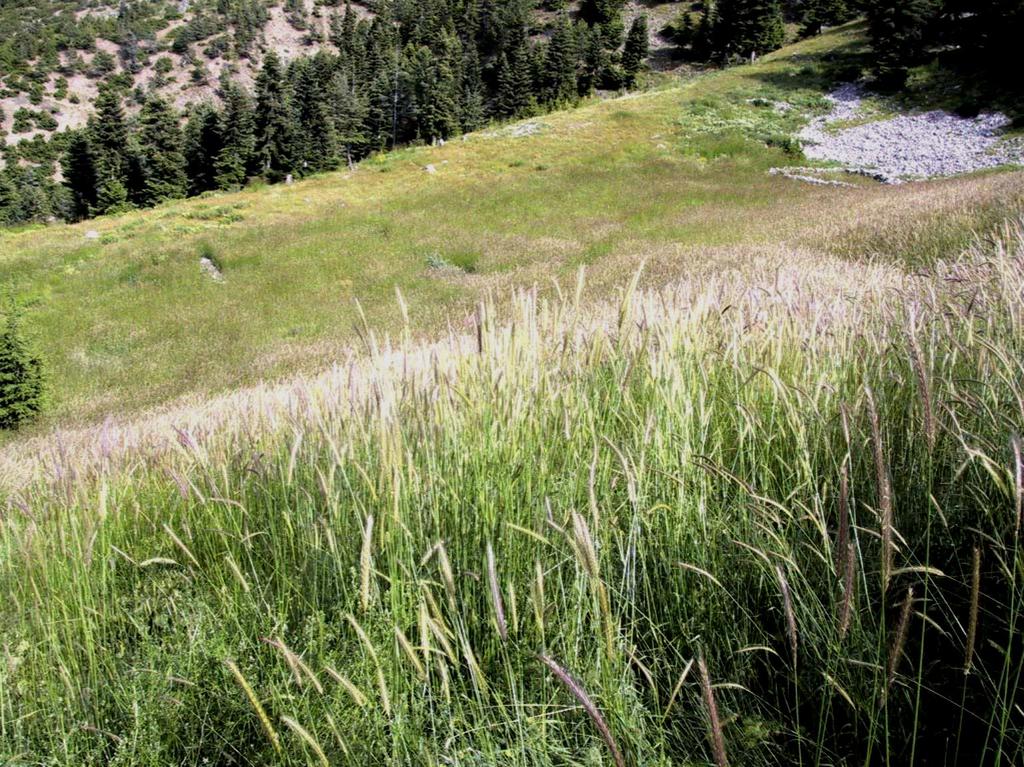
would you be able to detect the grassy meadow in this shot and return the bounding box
[3,19,1024,767]
[2,219,1024,764]
[1,22,1022,431]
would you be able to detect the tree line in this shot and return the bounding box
[3,0,652,225]
[863,0,1024,91]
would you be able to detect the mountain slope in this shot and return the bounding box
[1,22,1023,433]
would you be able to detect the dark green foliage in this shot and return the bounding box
[865,0,937,88]
[184,104,224,196]
[622,15,650,84]
[0,297,45,430]
[254,52,300,181]
[291,56,340,173]
[714,0,786,60]
[215,80,256,189]
[579,0,625,48]
[799,0,852,36]
[543,13,579,104]
[63,130,99,220]
[138,97,188,204]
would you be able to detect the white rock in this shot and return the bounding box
[797,84,1024,183]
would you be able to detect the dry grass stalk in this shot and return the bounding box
[865,387,895,592]
[1013,435,1023,540]
[776,564,798,668]
[486,542,507,641]
[539,654,626,767]
[907,310,936,452]
[835,457,850,580]
[838,542,856,640]
[964,545,981,675]
[533,559,546,641]
[224,660,282,754]
[280,715,329,767]
[395,626,426,679]
[323,666,369,707]
[360,514,375,612]
[886,586,915,697]
[698,654,729,767]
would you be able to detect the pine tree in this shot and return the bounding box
[494,34,535,118]
[138,97,188,204]
[544,13,578,104]
[622,15,649,83]
[0,173,19,227]
[292,57,339,172]
[579,0,625,48]
[800,0,850,37]
[184,103,223,195]
[254,52,299,180]
[714,0,785,60]
[63,130,99,220]
[0,297,45,431]
[866,0,937,88]
[459,44,486,132]
[215,79,256,188]
[330,71,369,166]
[692,2,718,60]
[90,86,132,212]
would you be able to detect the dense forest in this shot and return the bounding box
[1,0,1022,226]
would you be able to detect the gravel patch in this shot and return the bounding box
[797,83,1024,184]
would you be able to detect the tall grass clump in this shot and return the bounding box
[2,220,1024,765]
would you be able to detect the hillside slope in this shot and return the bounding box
[0,0,690,147]
[2,23,1023,433]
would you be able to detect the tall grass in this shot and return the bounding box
[2,222,1023,764]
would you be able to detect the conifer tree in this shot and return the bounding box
[800,0,850,36]
[0,297,45,431]
[622,15,649,83]
[90,86,132,212]
[865,0,936,88]
[63,130,99,220]
[215,79,256,188]
[330,71,369,166]
[544,13,578,104]
[138,97,188,204]
[714,0,785,60]
[692,2,718,60]
[459,44,486,131]
[292,57,339,172]
[184,103,223,195]
[254,52,299,179]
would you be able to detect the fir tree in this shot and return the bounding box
[800,0,850,37]
[0,297,45,431]
[254,52,299,180]
[692,2,718,60]
[330,71,369,166]
[292,57,339,172]
[622,15,649,83]
[90,86,131,212]
[459,44,486,132]
[866,0,937,88]
[184,103,223,195]
[215,79,256,188]
[138,97,188,204]
[63,130,99,220]
[715,0,785,60]
[495,34,535,118]
[544,13,578,104]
